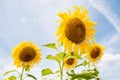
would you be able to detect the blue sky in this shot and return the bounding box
[0,0,120,80]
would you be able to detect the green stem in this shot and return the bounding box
[59,62,63,80]
[20,68,24,80]
[88,61,90,71]
[61,62,63,80]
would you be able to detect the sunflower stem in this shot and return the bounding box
[59,61,63,80]
[20,68,24,80]
[61,62,64,80]
[88,61,90,71]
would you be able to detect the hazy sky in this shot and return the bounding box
[0,0,120,80]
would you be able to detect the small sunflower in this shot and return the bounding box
[87,43,104,63]
[64,56,78,70]
[56,6,96,55]
[12,41,41,68]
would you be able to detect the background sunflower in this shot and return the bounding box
[87,43,104,63]
[64,56,78,70]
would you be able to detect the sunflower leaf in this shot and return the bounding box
[55,70,60,74]
[43,43,57,50]
[8,75,17,80]
[75,63,83,68]
[67,70,97,80]
[42,68,53,76]
[75,60,88,68]
[82,60,88,66]
[46,55,56,60]
[94,68,99,76]
[25,67,30,72]
[77,55,82,60]
[55,52,66,62]
[4,70,16,76]
[27,73,37,80]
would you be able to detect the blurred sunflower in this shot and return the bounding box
[64,56,78,70]
[12,41,41,68]
[87,43,104,63]
[56,6,96,55]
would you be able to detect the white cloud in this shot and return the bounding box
[98,53,120,80]
[21,16,27,23]
[98,53,120,69]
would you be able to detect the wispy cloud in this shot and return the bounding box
[87,0,120,52]
[102,33,120,46]
[87,0,120,32]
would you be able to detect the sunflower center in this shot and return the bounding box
[19,47,36,62]
[66,58,74,65]
[65,17,86,44]
[90,47,100,58]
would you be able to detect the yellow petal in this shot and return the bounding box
[74,43,79,55]
[57,12,67,20]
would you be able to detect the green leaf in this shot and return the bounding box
[46,55,56,60]
[56,52,66,62]
[67,69,100,80]
[77,55,82,60]
[82,60,88,66]
[94,68,99,76]
[42,68,53,76]
[75,60,88,68]
[75,63,83,68]
[70,70,75,74]
[8,75,16,80]
[55,70,60,74]
[43,43,57,50]
[27,74,37,80]
[25,67,30,72]
[46,52,66,62]
[4,70,16,76]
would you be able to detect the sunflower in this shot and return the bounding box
[56,6,96,55]
[12,41,41,68]
[64,56,78,70]
[87,43,104,63]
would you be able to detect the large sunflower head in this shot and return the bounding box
[64,56,78,70]
[56,6,96,55]
[87,43,104,63]
[12,41,41,68]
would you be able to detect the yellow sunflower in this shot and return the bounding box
[56,6,96,55]
[12,41,41,68]
[64,56,78,70]
[87,43,104,63]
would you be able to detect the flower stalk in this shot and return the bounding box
[20,68,24,80]
[59,61,64,80]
